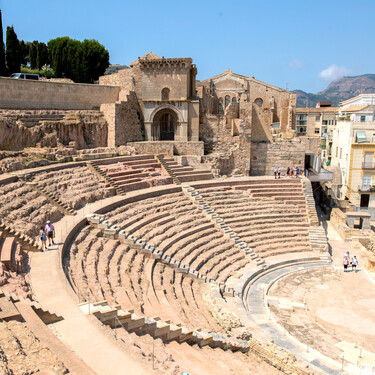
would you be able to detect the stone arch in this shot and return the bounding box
[232,97,237,103]
[161,87,170,101]
[150,104,183,141]
[254,98,263,108]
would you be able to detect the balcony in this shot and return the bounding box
[296,120,307,125]
[358,185,375,192]
[362,162,375,169]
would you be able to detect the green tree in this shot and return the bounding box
[48,37,109,83]
[29,41,38,69]
[0,10,6,76]
[36,42,48,69]
[6,26,20,74]
[19,40,29,66]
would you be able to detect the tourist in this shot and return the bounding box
[343,255,349,272]
[45,220,55,246]
[39,226,47,251]
[290,168,294,177]
[295,166,300,178]
[274,167,277,179]
[352,255,358,272]
[287,166,290,176]
[277,167,281,179]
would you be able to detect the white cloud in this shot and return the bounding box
[289,59,302,68]
[319,64,349,81]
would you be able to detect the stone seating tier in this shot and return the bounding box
[0,180,65,237]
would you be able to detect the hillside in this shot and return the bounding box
[293,74,375,107]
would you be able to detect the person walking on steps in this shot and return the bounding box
[343,255,349,272]
[45,220,55,247]
[287,166,290,176]
[295,166,300,178]
[274,167,277,179]
[277,167,281,179]
[39,226,47,251]
[352,255,358,272]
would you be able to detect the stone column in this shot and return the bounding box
[144,122,152,141]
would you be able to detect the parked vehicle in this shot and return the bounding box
[10,73,39,80]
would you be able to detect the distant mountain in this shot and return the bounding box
[293,74,375,107]
[104,64,129,75]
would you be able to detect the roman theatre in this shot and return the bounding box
[0,53,373,374]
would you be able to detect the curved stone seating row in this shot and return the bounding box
[67,223,249,352]
[192,184,312,260]
[0,179,64,238]
[92,155,172,194]
[28,164,115,210]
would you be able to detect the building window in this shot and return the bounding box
[315,128,320,134]
[322,120,328,125]
[232,97,237,103]
[336,147,338,157]
[254,98,263,108]
[161,87,170,101]
[315,115,320,121]
[361,115,366,122]
[225,95,230,108]
[297,126,306,136]
[296,114,307,125]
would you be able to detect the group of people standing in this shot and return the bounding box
[343,251,358,272]
[274,166,300,179]
[39,220,55,251]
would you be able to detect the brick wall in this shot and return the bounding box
[0,77,120,109]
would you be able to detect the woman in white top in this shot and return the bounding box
[352,256,358,272]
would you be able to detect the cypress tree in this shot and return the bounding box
[6,26,20,74]
[36,42,48,69]
[0,10,7,76]
[29,41,38,69]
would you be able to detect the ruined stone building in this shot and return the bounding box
[0,52,315,177]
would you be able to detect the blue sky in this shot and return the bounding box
[1,0,373,93]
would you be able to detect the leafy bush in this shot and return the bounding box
[20,65,55,78]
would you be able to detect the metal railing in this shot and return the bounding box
[362,162,375,169]
[358,185,375,192]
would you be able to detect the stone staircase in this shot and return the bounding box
[78,300,249,352]
[301,176,319,226]
[87,161,125,195]
[2,290,63,324]
[24,181,76,216]
[309,226,329,253]
[156,154,181,184]
[157,155,213,184]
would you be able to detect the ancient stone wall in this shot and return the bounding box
[200,111,251,176]
[0,110,108,150]
[250,140,305,176]
[0,78,120,110]
[127,141,204,157]
[101,92,144,147]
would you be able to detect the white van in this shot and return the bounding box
[10,73,40,80]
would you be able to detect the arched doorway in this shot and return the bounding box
[152,109,178,140]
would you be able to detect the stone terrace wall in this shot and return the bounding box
[251,141,305,176]
[127,141,204,157]
[0,78,120,110]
